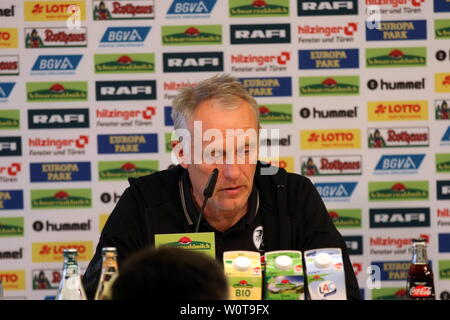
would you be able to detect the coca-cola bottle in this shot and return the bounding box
[406,238,435,300]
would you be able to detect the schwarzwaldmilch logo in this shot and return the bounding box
[26,82,88,102]
[368,181,429,201]
[94,53,155,73]
[0,110,19,130]
[435,19,450,39]
[366,47,426,67]
[258,104,292,123]
[328,209,361,228]
[299,76,359,96]
[162,25,222,45]
[163,236,212,250]
[98,160,158,180]
[229,0,289,17]
[31,189,92,209]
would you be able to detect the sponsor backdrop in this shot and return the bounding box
[0,0,449,300]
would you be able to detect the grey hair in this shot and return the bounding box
[171,74,260,130]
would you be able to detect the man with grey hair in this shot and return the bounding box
[82,74,360,300]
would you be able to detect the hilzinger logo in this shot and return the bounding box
[231,52,291,73]
[96,106,156,127]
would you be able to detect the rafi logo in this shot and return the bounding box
[435,99,450,120]
[239,77,292,97]
[435,19,450,39]
[314,182,357,201]
[97,134,158,154]
[231,51,291,73]
[31,189,92,209]
[299,76,359,96]
[258,104,292,124]
[0,270,25,291]
[0,55,19,76]
[163,52,224,73]
[32,219,91,233]
[162,25,222,45]
[0,217,24,237]
[328,209,362,229]
[24,1,86,21]
[31,55,82,75]
[370,208,430,228]
[299,49,359,69]
[368,181,429,201]
[366,20,427,41]
[166,0,217,16]
[441,127,450,146]
[298,0,357,16]
[30,162,91,183]
[0,110,19,130]
[26,82,87,102]
[0,190,23,210]
[96,106,156,127]
[28,109,89,129]
[25,27,88,48]
[0,137,21,156]
[439,261,450,280]
[375,154,425,174]
[368,127,429,148]
[301,129,361,150]
[95,53,155,73]
[0,82,15,101]
[298,22,358,45]
[230,24,291,44]
[437,180,450,200]
[0,162,22,184]
[96,80,156,101]
[301,155,362,176]
[436,153,450,173]
[435,0,450,12]
[368,101,428,121]
[439,234,450,253]
[435,73,450,93]
[0,28,18,49]
[229,0,289,17]
[28,135,89,157]
[343,236,363,255]
[32,269,63,290]
[93,0,154,20]
[299,106,358,120]
[366,47,426,68]
[100,27,150,46]
[371,261,413,282]
[32,241,93,262]
[98,160,159,180]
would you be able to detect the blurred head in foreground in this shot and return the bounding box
[111,247,228,300]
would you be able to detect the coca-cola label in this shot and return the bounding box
[409,285,432,297]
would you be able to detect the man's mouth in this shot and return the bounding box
[219,186,243,195]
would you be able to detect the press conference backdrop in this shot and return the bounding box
[0,0,449,300]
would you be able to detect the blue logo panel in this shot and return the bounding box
[164,106,174,126]
[31,55,82,71]
[299,49,359,69]
[439,233,450,253]
[100,27,150,43]
[97,134,158,154]
[238,77,292,97]
[0,190,23,210]
[30,162,91,182]
[167,0,217,15]
[366,20,427,41]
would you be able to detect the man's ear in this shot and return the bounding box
[172,140,188,169]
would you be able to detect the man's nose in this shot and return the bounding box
[222,163,241,180]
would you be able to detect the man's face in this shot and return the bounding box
[180,99,258,214]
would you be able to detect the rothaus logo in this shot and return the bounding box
[163,52,223,72]
[299,106,358,119]
[374,154,425,174]
[166,0,217,16]
[0,55,19,75]
[314,182,357,201]
[31,55,82,74]
[28,109,89,129]
[370,208,430,228]
[100,27,150,45]
[367,78,425,90]
[33,219,91,232]
[230,24,290,44]
[0,137,21,156]
[96,80,156,101]
[298,0,358,16]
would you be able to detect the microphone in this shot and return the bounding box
[195,168,219,233]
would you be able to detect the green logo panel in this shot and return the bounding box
[328,209,361,229]
[259,104,292,124]
[436,153,450,173]
[162,25,222,45]
[368,181,429,201]
[299,76,359,96]
[0,110,20,129]
[229,0,289,17]
[95,53,155,73]
[98,160,159,180]
[366,47,426,68]
[31,189,92,209]
[435,19,450,39]
[0,217,24,237]
[26,82,88,102]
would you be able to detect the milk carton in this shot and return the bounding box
[264,250,304,300]
[223,251,262,300]
[304,248,347,300]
